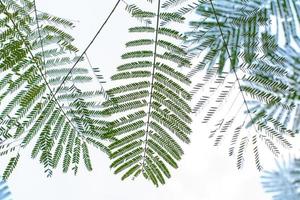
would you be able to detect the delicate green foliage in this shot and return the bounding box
[2,154,20,180]
[0,0,108,179]
[103,0,192,186]
[162,0,199,20]
[0,0,299,189]
[159,12,185,24]
[162,0,189,9]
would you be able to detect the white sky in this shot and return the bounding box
[5,0,284,199]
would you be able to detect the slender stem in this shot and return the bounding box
[141,0,161,171]
[52,0,121,97]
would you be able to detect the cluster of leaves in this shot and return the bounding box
[261,157,300,200]
[162,0,300,169]
[0,0,108,179]
[102,0,192,186]
[0,0,300,188]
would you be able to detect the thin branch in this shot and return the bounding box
[52,0,121,97]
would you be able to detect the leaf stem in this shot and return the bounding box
[141,0,161,171]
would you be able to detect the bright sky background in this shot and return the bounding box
[5,0,289,199]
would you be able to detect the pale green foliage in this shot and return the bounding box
[164,0,300,170]
[261,157,300,200]
[0,179,12,200]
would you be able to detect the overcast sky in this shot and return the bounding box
[5,0,284,199]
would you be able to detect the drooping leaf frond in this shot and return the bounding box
[102,0,192,186]
[0,0,108,178]
[185,0,298,169]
